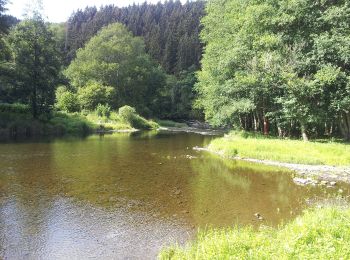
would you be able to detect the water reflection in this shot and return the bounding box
[0,132,348,258]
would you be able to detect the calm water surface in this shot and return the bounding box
[0,131,349,259]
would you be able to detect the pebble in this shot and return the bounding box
[254,213,264,220]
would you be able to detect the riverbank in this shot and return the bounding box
[160,205,350,259]
[0,104,159,139]
[194,131,350,184]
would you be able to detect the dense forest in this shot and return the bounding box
[1,0,350,141]
[196,0,350,140]
[65,1,204,74]
[0,0,204,122]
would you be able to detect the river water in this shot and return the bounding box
[0,131,348,259]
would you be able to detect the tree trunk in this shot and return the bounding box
[301,124,309,141]
[263,116,269,135]
[277,125,283,138]
[253,114,258,132]
[340,112,350,141]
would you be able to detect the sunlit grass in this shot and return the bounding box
[160,206,350,259]
[156,119,188,128]
[208,132,350,166]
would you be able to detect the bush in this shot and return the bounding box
[118,105,158,130]
[0,103,30,114]
[49,112,95,135]
[95,104,111,118]
[55,86,80,113]
[119,105,136,122]
[77,81,116,110]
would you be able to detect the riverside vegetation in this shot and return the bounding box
[1,0,350,259]
[160,206,350,259]
[0,103,158,138]
[209,131,350,166]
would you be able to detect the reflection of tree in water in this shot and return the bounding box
[188,154,305,227]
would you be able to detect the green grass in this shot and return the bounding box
[49,112,96,134]
[160,206,350,259]
[85,112,133,130]
[0,103,159,138]
[208,131,350,166]
[156,119,188,128]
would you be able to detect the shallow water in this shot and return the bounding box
[0,131,349,259]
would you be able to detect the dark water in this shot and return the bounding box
[0,131,349,259]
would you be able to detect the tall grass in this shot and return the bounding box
[209,131,350,166]
[156,119,188,128]
[160,206,350,259]
[0,103,159,138]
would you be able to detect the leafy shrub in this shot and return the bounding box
[95,104,111,118]
[119,105,159,130]
[55,86,80,113]
[118,105,136,122]
[0,103,30,114]
[49,112,94,135]
[77,81,116,110]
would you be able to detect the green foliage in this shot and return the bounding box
[0,103,30,114]
[155,66,199,119]
[76,81,116,111]
[49,112,94,135]
[95,104,111,118]
[65,2,204,74]
[55,86,80,113]
[209,132,350,166]
[156,120,187,128]
[118,105,158,130]
[197,0,350,140]
[160,207,350,259]
[118,105,136,123]
[65,23,166,114]
[8,16,60,118]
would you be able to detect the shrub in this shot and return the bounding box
[49,112,95,135]
[118,105,136,122]
[55,86,80,113]
[118,105,159,130]
[0,103,30,114]
[95,104,111,118]
[77,81,116,110]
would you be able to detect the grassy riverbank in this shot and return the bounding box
[208,132,350,166]
[160,206,350,259]
[0,104,158,138]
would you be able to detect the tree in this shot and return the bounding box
[77,81,115,111]
[65,23,166,114]
[55,86,80,113]
[9,16,60,118]
[65,1,204,74]
[197,0,350,140]
[0,0,8,34]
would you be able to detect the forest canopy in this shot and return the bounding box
[196,0,350,140]
[64,23,166,115]
[1,0,350,140]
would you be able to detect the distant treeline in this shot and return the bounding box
[65,0,205,74]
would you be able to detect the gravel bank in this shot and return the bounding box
[193,146,350,184]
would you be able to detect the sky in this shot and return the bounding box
[6,0,162,23]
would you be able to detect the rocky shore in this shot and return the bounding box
[193,146,350,184]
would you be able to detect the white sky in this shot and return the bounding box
[6,0,163,23]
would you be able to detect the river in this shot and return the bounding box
[0,131,348,259]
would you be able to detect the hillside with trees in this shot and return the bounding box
[64,1,204,74]
[196,0,350,140]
